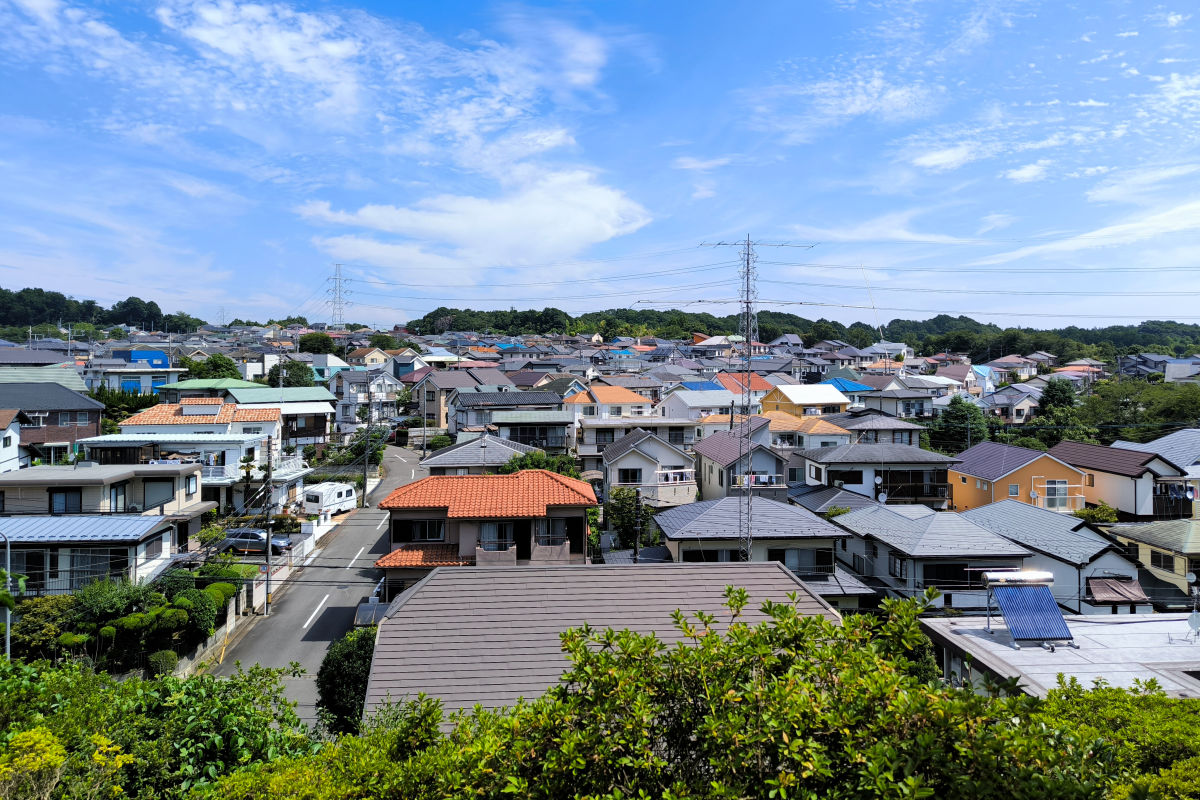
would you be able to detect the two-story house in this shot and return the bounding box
[82,348,187,395]
[600,428,695,508]
[224,386,336,448]
[331,370,404,434]
[759,384,850,417]
[794,443,960,509]
[655,389,738,421]
[564,385,653,428]
[950,441,1087,513]
[713,372,773,411]
[593,374,664,403]
[819,410,925,445]
[653,496,874,610]
[977,384,1041,424]
[1101,518,1199,608]
[345,347,389,367]
[693,418,788,501]
[834,504,1030,609]
[0,383,104,464]
[1049,440,1187,520]
[374,470,597,599]
[413,369,513,429]
[0,409,30,472]
[449,389,563,437]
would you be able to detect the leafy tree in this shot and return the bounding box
[1040,377,1077,411]
[10,594,76,660]
[603,487,656,548]
[316,626,377,735]
[1009,435,1049,451]
[180,353,241,381]
[268,315,309,327]
[1024,405,1100,449]
[368,333,398,350]
[162,311,206,332]
[265,360,316,387]
[298,332,336,354]
[927,395,989,453]
[496,451,581,479]
[1073,500,1119,524]
[90,386,161,418]
[427,434,452,451]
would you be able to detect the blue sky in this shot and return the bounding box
[2,1,1200,329]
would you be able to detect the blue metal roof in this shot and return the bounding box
[820,377,875,393]
[993,584,1072,641]
[0,515,170,544]
[680,380,723,392]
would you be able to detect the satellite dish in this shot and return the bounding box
[1188,572,1197,584]
[1189,612,1200,633]
[1029,490,1039,500]
[1189,487,1196,501]
[877,492,888,503]
[874,476,884,485]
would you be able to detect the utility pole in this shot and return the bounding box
[362,377,372,508]
[265,435,273,617]
[2,529,9,659]
[633,488,642,565]
[736,234,757,563]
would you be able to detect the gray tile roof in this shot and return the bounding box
[452,390,561,408]
[692,418,773,467]
[1049,440,1180,477]
[786,484,879,513]
[602,546,673,564]
[600,428,655,463]
[1112,429,1200,467]
[821,411,925,431]
[0,382,104,411]
[655,497,846,541]
[0,515,172,544]
[952,441,1046,480]
[0,365,88,391]
[835,506,1031,558]
[797,444,959,465]
[365,564,839,717]
[961,500,1114,565]
[424,371,484,390]
[1102,518,1200,555]
[418,434,540,468]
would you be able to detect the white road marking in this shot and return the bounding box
[410,468,415,480]
[347,546,365,569]
[376,516,387,530]
[302,594,330,630]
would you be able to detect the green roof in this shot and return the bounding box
[0,365,86,391]
[226,386,336,403]
[160,378,262,390]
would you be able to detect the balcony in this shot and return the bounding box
[476,543,517,566]
[201,464,240,484]
[732,474,785,488]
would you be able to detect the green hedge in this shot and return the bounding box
[146,649,179,678]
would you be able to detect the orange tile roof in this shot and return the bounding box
[379,470,597,517]
[122,403,278,426]
[564,385,649,405]
[698,413,749,425]
[468,346,499,353]
[180,397,225,405]
[375,544,473,569]
[715,372,773,393]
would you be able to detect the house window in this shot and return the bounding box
[611,407,622,416]
[1151,549,1176,572]
[1044,479,1069,510]
[425,390,436,402]
[480,521,515,551]
[822,405,840,414]
[71,548,128,589]
[617,468,642,485]
[788,467,802,483]
[809,465,823,482]
[868,542,878,559]
[888,552,908,580]
[243,426,263,435]
[535,518,568,546]
[186,474,198,496]
[144,479,174,510]
[718,470,724,487]
[12,549,48,590]
[982,482,989,491]
[49,489,82,514]
[829,470,864,486]
[142,535,163,560]
[596,430,615,444]
[1084,473,1095,487]
[668,429,685,445]
[1008,484,1019,497]
[109,483,127,512]
[0,491,4,511]
[960,476,967,484]
[23,413,47,428]
[819,440,839,447]
[412,520,445,542]
[583,405,596,416]
[2,435,11,448]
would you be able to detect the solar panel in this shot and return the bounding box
[991,584,1073,642]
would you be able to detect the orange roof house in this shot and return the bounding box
[714,372,773,394]
[564,385,651,407]
[122,402,281,427]
[379,469,596,517]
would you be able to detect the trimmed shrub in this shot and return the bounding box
[177,589,217,639]
[99,625,116,640]
[206,582,238,606]
[145,650,179,678]
[173,597,194,611]
[159,608,189,631]
[156,569,195,599]
[316,626,377,735]
[114,613,149,634]
[56,632,89,648]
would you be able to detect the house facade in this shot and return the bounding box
[0,383,104,463]
[950,441,1087,513]
[795,443,960,509]
[1049,440,1187,520]
[601,428,695,508]
[693,418,788,502]
[760,384,850,417]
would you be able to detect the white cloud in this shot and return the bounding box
[1071,99,1110,106]
[1117,31,1139,38]
[792,208,970,244]
[691,181,716,200]
[1002,160,1051,183]
[978,213,1016,233]
[911,143,978,171]
[672,156,732,171]
[1167,13,1188,27]
[1086,164,1200,203]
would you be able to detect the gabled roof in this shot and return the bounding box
[821,411,925,432]
[0,364,88,391]
[764,384,851,406]
[962,500,1116,565]
[759,410,849,436]
[798,444,959,465]
[664,389,738,407]
[656,496,845,541]
[1103,518,1200,555]
[0,383,104,411]
[714,372,773,393]
[692,418,775,467]
[836,506,1031,558]
[453,390,561,408]
[679,380,725,392]
[952,441,1073,481]
[1112,429,1200,468]
[601,428,690,465]
[564,385,649,405]
[0,409,31,428]
[1049,440,1183,478]
[122,403,280,426]
[418,434,540,468]
[786,484,879,513]
[378,469,596,517]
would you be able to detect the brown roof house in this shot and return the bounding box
[374,470,597,598]
[1049,440,1187,520]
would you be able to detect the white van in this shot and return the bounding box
[303,482,357,515]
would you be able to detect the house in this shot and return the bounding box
[308,353,353,384]
[857,389,931,418]
[345,347,389,366]
[950,441,1087,513]
[449,389,563,437]
[786,484,879,514]
[1025,351,1058,368]
[374,470,597,597]
[363,563,840,719]
[82,350,187,394]
[593,374,664,403]
[223,386,336,447]
[156,377,263,403]
[653,497,874,610]
[0,409,31,472]
[984,354,1038,381]
[934,364,979,394]
[331,370,404,434]
[0,383,104,464]
[820,410,925,445]
[563,385,653,429]
[418,434,541,475]
[654,389,738,421]
[760,411,852,457]
[834,504,1030,609]
[922,610,1200,699]
[577,417,697,473]
[759,384,850,417]
[413,369,513,429]
[976,384,1041,424]
[819,377,876,406]
[713,371,773,411]
[600,428,695,508]
[794,443,960,509]
[3,515,184,597]
[1101,518,1200,604]
[1048,440,1187,520]
[692,418,788,501]
[487,410,575,453]
[382,352,429,381]
[1112,428,1200,473]
[961,501,1149,614]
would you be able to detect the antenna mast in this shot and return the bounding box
[737,234,758,563]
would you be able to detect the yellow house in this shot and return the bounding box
[759,384,850,417]
[1101,518,1200,596]
[950,441,1086,513]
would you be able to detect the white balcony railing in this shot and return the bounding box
[732,474,785,488]
[201,464,240,482]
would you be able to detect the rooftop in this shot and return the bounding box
[836,505,1031,558]
[378,469,597,517]
[961,500,1117,565]
[1049,440,1182,478]
[0,514,172,544]
[655,497,846,540]
[418,434,540,468]
[797,443,960,465]
[952,441,1063,481]
[0,462,200,486]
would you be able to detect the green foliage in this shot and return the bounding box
[176,589,217,639]
[75,579,150,625]
[206,582,238,606]
[0,659,311,799]
[1024,405,1100,448]
[156,568,196,599]
[427,434,452,451]
[495,451,581,478]
[299,332,336,354]
[1079,379,1200,443]
[10,594,76,660]
[1073,500,1120,524]
[926,395,989,453]
[180,353,241,380]
[368,333,398,350]
[1040,377,1077,411]
[821,505,851,520]
[268,315,309,327]
[146,649,179,677]
[316,626,378,735]
[1009,435,1049,451]
[603,487,656,548]
[89,385,161,419]
[265,359,316,387]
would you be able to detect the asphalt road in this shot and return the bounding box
[213,444,427,725]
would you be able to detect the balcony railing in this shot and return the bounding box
[732,474,785,488]
[509,435,568,448]
[202,464,240,481]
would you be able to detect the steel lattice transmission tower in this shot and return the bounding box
[737,234,758,563]
[328,263,350,329]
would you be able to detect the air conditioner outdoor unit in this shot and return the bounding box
[834,480,845,488]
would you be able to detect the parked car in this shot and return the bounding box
[221,527,293,556]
